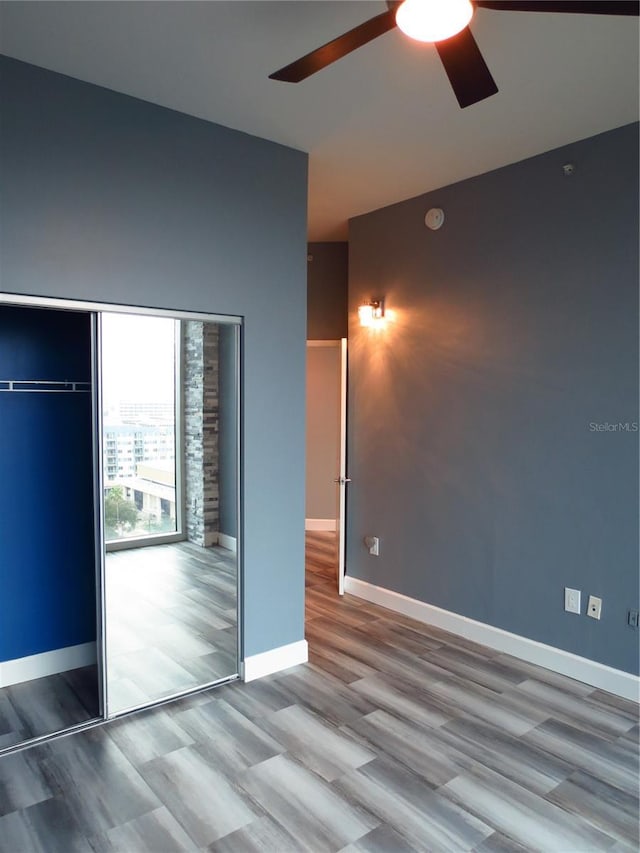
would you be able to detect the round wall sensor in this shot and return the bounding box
[425,208,445,230]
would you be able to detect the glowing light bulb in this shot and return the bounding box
[358,304,374,326]
[358,300,385,328]
[395,0,474,43]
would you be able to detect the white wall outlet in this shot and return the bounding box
[364,536,379,556]
[564,587,581,614]
[587,595,602,620]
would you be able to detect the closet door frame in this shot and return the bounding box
[0,292,243,753]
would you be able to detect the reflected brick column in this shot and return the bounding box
[183,321,219,547]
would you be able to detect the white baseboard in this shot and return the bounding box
[305,518,337,532]
[217,532,237,553]
[242,639,308,683]
[344,577,639,703]
[0,642,97,688]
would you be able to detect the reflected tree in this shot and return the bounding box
[104,486,138,537]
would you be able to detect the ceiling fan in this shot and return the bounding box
[269,0,639,109]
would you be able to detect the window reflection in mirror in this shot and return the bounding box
[101,313,180,544]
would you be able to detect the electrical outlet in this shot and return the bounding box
[587,595,602,620]
[628,610,639,628]
[564,587,581,614]
[364,536,379,556]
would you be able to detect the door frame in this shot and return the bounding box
[337,337,348,596]
[305,338,348,595]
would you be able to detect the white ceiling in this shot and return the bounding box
[1,1,638,240]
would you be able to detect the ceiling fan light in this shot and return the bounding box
[396,0,474,43]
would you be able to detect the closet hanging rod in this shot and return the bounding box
[0,380,92,393]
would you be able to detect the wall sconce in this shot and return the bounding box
[358,299,385,327]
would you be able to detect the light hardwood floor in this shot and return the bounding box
[0,531,637,851]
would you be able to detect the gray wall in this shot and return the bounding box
[0,55,308,658]
[348,123,639,675]
[307,242,348,340]
[306,344,341,521]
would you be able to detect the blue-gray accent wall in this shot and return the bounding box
[348,123,639,675]
[0,55,308,658]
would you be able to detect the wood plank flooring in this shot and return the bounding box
[0,665,99,750]
[0,531,637,851]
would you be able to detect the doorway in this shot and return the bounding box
[305,339,348,595]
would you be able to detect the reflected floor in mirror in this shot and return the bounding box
[0,665,99,750]
[106,541,237,713]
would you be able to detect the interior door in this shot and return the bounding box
[336,337,348,596]
[306,340,346,594]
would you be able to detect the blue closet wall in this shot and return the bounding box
[0,305,96,662]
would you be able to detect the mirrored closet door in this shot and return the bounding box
[0,296,241,752]
[101,313,241,716]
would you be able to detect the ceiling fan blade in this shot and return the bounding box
[269,10,397,82]
[435,26,498,108]
[475,1,639,14]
